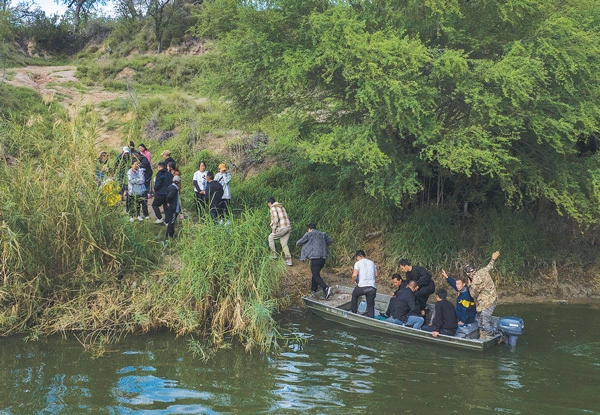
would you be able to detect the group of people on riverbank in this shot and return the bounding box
[96,144,232,239]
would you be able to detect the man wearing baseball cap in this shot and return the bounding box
[215,163,231,222]
[464,251,501,339]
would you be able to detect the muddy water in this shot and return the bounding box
[0,303,598,414]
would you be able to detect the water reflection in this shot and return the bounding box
[0,305,599,414]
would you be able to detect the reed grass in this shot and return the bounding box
[0,98,162,336]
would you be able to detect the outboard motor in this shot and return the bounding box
[497,316,525,346]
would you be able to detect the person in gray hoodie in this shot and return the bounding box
[296,223,334,299]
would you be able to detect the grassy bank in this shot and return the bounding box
[0,84,286,356]
[2,58,599,356]
[69,53,600,282]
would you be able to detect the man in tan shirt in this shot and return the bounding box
[267,197,292,266]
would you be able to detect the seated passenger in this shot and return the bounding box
[385,280,424,329]
[442,269,476,326]
[383,274,404,318]
[422,288,458,337]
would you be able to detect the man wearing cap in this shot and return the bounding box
[267,197,292,266]
[205,171,224,222]
[215,163,231,221]
[165,175,181,238]
[115,146,132,195]
[465,251,500,339]
[162,150,175,166]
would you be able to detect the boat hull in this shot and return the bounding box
[302,285,500,351]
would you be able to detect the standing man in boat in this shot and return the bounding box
[350,250,377,318]
[398,259,436,314]
[296,223,334,299]
[464,251,500,339]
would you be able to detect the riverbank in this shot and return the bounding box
[3,64,600,354]
[280,259,600,307]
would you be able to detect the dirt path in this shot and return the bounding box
[4,65,127,151]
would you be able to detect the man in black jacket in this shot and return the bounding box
[385,280,424,329]
[162,150,176,166]
[204,171,223,222]
[152,162,173,223]
[399,259,436,313]
[422,288,458,337]
[164,175,181,239]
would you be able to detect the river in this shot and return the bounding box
[0,303,598,414]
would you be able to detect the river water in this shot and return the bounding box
[0,303,598,414]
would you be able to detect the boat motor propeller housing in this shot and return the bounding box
[497,316,525,346]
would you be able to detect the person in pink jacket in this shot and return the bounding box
[138,143,152,165]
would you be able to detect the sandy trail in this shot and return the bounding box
[4,65,127,150]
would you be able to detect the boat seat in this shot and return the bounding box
[454,322,479,339]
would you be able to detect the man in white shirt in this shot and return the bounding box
[351,250,378,318]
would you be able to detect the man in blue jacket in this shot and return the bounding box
[442,269,476,326]
[296,223,334,299]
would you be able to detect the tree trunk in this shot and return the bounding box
[72,0,86,33]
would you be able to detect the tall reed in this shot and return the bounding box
[0,104,162,334]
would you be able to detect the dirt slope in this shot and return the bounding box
[5,65,126,150]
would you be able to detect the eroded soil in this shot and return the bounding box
[5,65,127,150]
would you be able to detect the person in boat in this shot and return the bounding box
[351,250,377,318]
[384,280,424,329]
[442,269,476,326]
[382,274,404,318]
[296,223,334,299]
[464,251,500,339]
[398,259,436,314]
[422,288,458,337]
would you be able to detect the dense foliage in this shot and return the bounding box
[194,0,600,225]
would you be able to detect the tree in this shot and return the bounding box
[114,0,144,20]
[62,0,105,33]
[194,0,600,225]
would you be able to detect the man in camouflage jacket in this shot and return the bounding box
[464,251,500,338]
